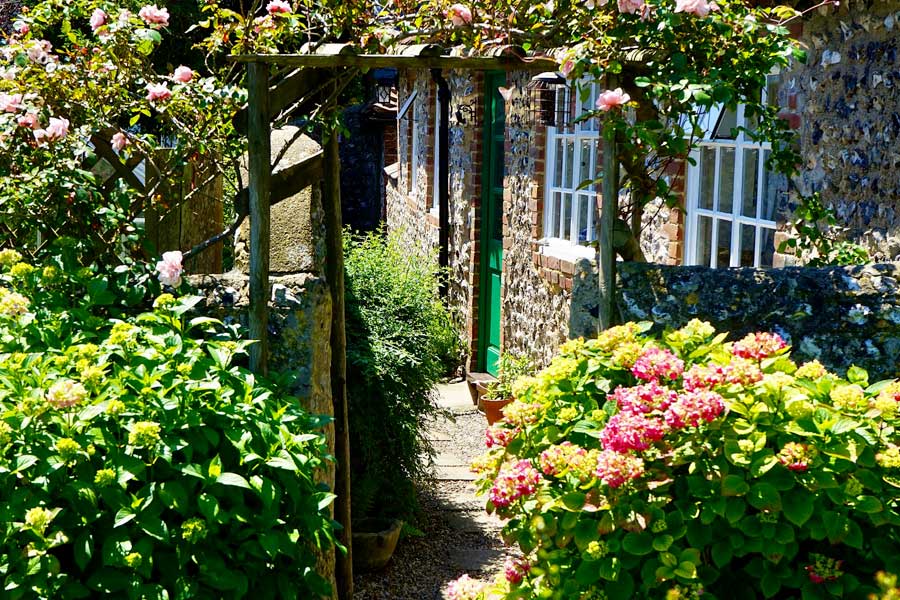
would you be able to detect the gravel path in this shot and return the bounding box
[353,388,512,600]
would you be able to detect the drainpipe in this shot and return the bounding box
[431,68,451,298]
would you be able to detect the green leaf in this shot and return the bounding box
[216,472,251,489]
[562,491,586,511]
[722,474,749,496]
[652,534,674,551]
[114,509,136,528]
[856,495,883,513]
[575,559,603,585]
[748,483,782,512]
[598,556,621,581]
[782,489,814,526]
[74,532,93,571]
[622,532,654,556]
[761,570,781,598]
[846,365,868,386]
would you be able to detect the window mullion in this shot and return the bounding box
[731,141,743,267]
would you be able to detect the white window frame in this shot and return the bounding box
[684,78,781,268]
[430,90,441,216]
[542,80,602,252]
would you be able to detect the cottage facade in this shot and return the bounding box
[382,1,900,377]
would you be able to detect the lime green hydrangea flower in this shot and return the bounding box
[55,438,81,462]
[108,322,137,346]
[24,507,55,534]
[181,518,208,543]
[796,360,829,379]
[41,265,61,284]
[591,322,641,353]
[585,540,608,560]
[153,293,177,310]
[9,262,35,279]
[124,552,143,568]
[94,469,117,487]
[830,384,867,411]
[0,249,23,267]
[106,399,126,416]
[129,421,161,448]
[0,421,11,445]
[877,445,900,469]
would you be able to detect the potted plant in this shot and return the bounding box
[351,518,404,571]
[482,353,535,425]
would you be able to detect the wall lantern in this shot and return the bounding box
[372,68,398,107]
[455,100,478,126]
[526,71,569,127]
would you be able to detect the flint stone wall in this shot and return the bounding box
[570,261,900,379]
[189,272,335,597]
[788,0,900,259]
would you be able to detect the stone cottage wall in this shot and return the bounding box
[779,1,900,260]
[570,261,900,380]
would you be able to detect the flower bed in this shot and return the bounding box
[457,320,900,599]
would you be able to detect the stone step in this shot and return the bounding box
[434,465,477,481]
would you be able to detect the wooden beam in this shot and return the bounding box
[323,130,353,600]
[247,61,272,374]
[229,53,560,71]
[234,69,328,134]
[598,76,619,331]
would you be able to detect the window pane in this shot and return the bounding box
[717,147,735,214]
[697,215,712,266]
[578,194,590,243]
[716,219,732,267]
[759,227,775,267]
[761,149,777,221]
[740,224,756,267]
[578,139,592,188]
[551,192,561,237]
[592,140,600,191]
[562,193,573,240]
[554,138,564,187]
[562,140,575,188]
[741,149,760,218]
[699,147,715,210]
[714,108,738,139]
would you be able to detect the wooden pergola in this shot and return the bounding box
[229,44,623,599]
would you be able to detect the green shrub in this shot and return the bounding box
[485,352,536,401]
[344,229,460,521]
[0,256,335,599]
[463,320,900,599]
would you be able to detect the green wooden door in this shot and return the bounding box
[478,72,506,376]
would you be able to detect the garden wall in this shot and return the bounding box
[570,261,900,380]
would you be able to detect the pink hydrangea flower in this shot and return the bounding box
[111,131,128,151]
[596,87,631,111]
[146,83,172,102]
[266,0,292,14]
[489,459,541,508]
[17,112,38,129]
[731,332,787,360]
[90,8,107,32]
[504,557,531,584]
[173,66,193,83]
[777,442,814,472]
[539,441,586,476]
[674,0,718,17]
[47,379,87,409]
[446,574,485,600]
[617,0,645,14]
[595,449,644,488]
[447,3,473,27]
[485,425,519,448]
[723,357,764,386]
[0,92,22,113]
[683,363,728,391]
[155,250,183,287]
[601,412,667,453]
[664,390,725,429]
[631,346,684,382]
[612,381,678,414]
[138,5,169,27]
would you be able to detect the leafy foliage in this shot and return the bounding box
[778,192,870,267]
[485,352,535,402]
[344,229,461,521]
[467,321,900,599]
[0,256,335,599]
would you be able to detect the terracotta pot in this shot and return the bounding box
[483,397,513,425]
[352,518,403,572]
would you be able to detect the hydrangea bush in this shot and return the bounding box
[0,255,336,598]
[463,321,900,599]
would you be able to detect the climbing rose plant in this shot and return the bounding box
[462,321,900,599]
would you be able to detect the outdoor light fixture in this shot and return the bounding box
[526,71,569,127]
[455,101,478,126]
[372,68,398,107]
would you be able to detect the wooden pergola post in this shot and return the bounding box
[598,74,619,331]
[247,61,272,374]
[323,127,353,600]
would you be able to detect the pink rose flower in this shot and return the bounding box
[596,87,631,111]
[447,3,473,27]
[13,21,29,35]
[45,117,69,141]
[138,5,169,27]
[266,0,292,14]
[111,131,128,151]
[18,112,38,129]
[27,40,52,64]
[561,59,576,78]
[0,92,22,113]
[173,66,194,83]
[90,8,107,32]
[146,83,172,102]
[617,0,645,14]
[155,250,183,287]
[674,0,718,17]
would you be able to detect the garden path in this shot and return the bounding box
[353,381,511,599]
